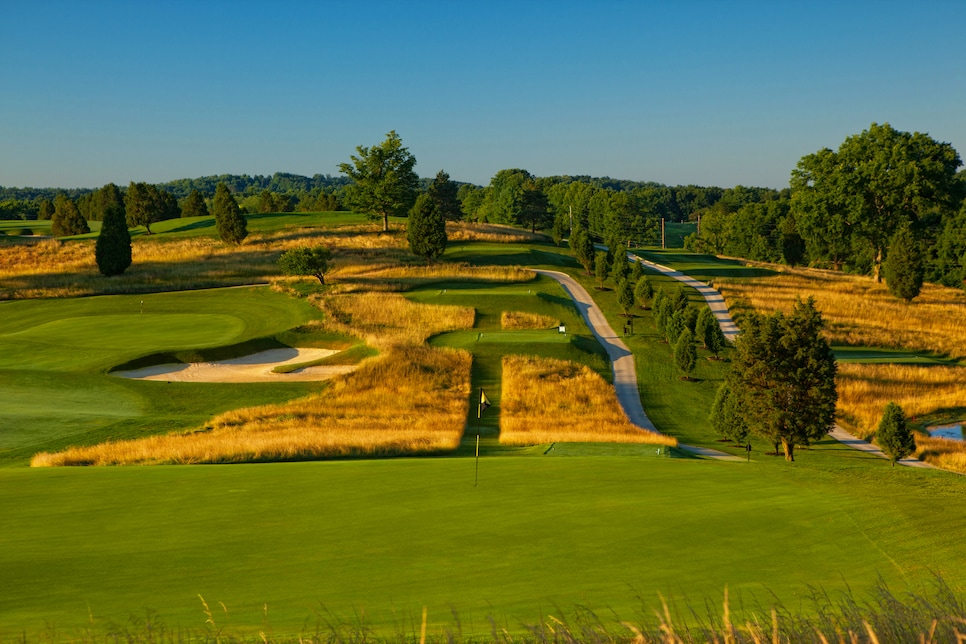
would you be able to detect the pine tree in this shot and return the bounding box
[629,258,645,284]
[407,193,447,262]
[876,401,916,465]
[95,203,132,276]
[696,307,714,348]
[51,195,90,237]
[427,170,462,221]
[884,226,924,302]
[674,328,697,380]
[213,183,248,244]
[181,189,209,218]
[611,250,630,283]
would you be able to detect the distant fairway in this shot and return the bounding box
[476,330,569,343]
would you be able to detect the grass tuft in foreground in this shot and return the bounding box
[499,355,676,446]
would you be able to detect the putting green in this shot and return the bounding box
[5,314,244,351]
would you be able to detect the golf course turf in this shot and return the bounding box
[2,215,966,640]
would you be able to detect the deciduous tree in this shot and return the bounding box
[339,130,419,232]
[674,328,697,380]
[728,298,837,461]
[278,246,332,284]
[634,275,654,309]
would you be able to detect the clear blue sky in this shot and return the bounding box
[2,0,964,190]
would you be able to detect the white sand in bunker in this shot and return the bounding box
[112,348,358,383]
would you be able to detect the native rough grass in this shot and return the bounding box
[0,221,536,300]
[715,266,966,359]
[499,355,676,446]
[837,362,966,473]
[32,345,471,466]
[715,265,966,473]
[501,311,560,330]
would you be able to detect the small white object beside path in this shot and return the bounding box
[535,269,742,461]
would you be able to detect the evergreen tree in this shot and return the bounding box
[213,183,248,244]
[876,401,916,465]
[883,226,924,301]
[181,189,209,218]
[278,246,332,284]
[634,275,654,309]
[674,328,697,380]
[427,170,462,221]
[407,193,447,262]
[617,277,635,315]
[710,381,749,444]
[94,203,132,276]
[125,182,156,233]
[51,194,90,237]
[93,183,125,222]
[551,210,569,246]
[670,285,689,314]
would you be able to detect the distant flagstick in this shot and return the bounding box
[475,388,491,487]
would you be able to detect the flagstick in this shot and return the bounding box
[474,433,480,487]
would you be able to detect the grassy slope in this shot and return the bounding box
[4,225,966,638]
[0,286,322,465]
[2,455,964,638]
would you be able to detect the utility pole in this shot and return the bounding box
[661,218,665,249]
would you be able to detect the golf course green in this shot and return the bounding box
[2,215,965,640]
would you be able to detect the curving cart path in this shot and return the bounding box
[535,269,742,461]
[629,253,939,471]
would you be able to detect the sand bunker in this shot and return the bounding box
[112,348,358,383]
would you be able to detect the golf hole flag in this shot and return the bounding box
[478,388,491,418]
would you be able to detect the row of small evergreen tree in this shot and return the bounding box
[91,183,247,277]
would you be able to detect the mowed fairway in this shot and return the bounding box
[3,455,965,639]
[0,286,323,463]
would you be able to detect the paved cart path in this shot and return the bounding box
[535,269,742,461]
[629,253,940,470]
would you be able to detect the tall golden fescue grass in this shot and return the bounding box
[715,266,966,474]
[34,267,481,466]
[32,345,471,466]
[715,267,966,359]
[836,362,966,473]
[446,221,550,244]
[499,355,676,446]
[501,311,560,330]
[314,292,476,349]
